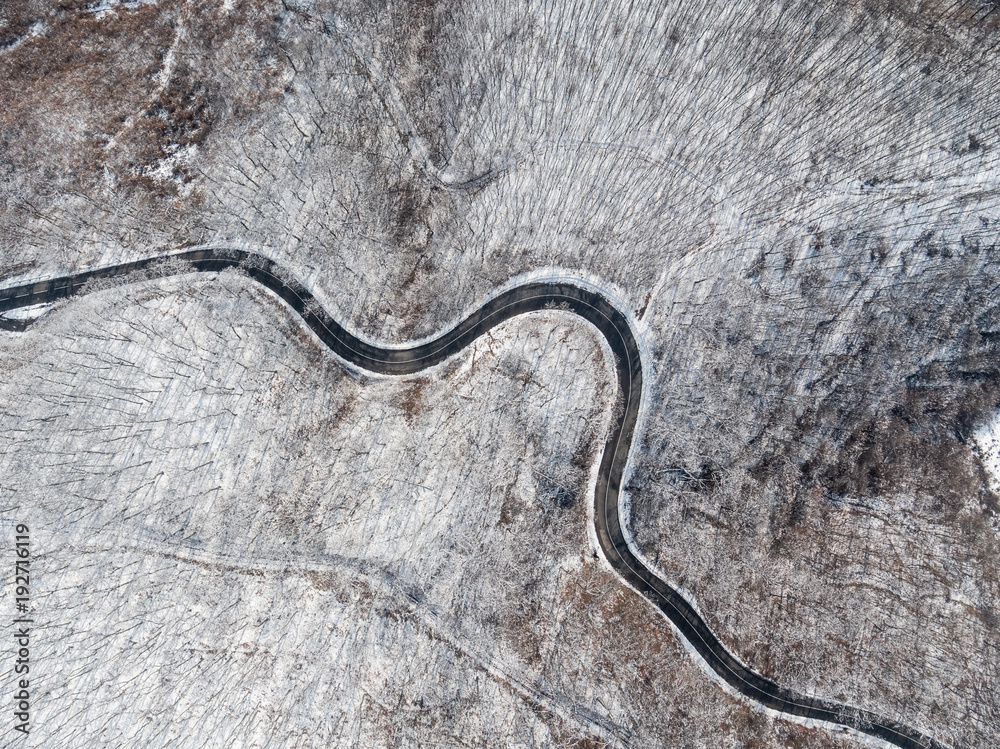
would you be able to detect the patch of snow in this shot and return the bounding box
[154,47,175,88]
[86,0,159,19]
[1,302,51,320]
[974,412,1000,495]
[144,143,200,197]
[0,20,46,54]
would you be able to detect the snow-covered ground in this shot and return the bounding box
[2,0,1000,746]
[975,414,1000,496]
[0,275,852,747]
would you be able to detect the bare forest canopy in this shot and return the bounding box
[1,1,999,747]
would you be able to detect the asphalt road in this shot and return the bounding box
[0,248,946,749]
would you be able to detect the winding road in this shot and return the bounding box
[0,248,945,749]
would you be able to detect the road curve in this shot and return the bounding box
[0,248,945,749]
